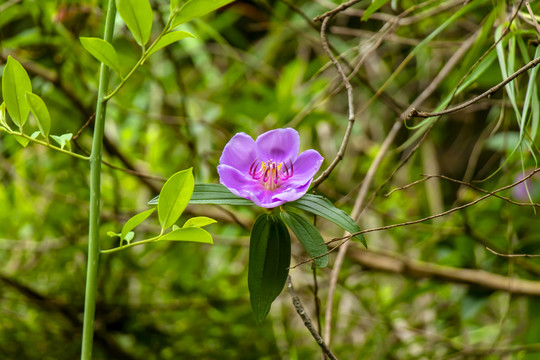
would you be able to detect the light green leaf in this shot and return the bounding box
[280,211,328,268]
[170,0,180,13]
[148,183,253,206]
[0,102,11,131]
[158,168,195,229]
[117,0,153,47]
[25,92,51,139]
[362,0,390,21]
[30,131,40,139]
[121,208,156,241]
[249,214,290,324]
[287,194,367,248]
[14,135,29,147]
[80,37,122,76]
[160,226,213,244]
[107,231,121,238]
[171,0,234,29]
[147,31,195,57]
[50,133,73,150]
[183,216,217,228]
[124,232,135,243]
[2,56,32,128]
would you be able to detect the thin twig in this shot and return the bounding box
[311,17,356,189]
[525,1,540,35]
[408,55,540,119]
[313,0,362,22]
[287,276,338,360]
[484,246,540,258]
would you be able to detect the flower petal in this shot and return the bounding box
[217,164,259,199]
[289,149,324,185]
[248,189,288,208]
[273,180,311,203]
[219,132,256,172]
[255,128,300,163]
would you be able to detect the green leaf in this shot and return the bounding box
[121,208,156,241]
[158,168,195,229]
[14,135,29,147]
[0,102,11,131]
[50,133,73,151]
[107,231,120,238]
[287,194,367,248]
[160,226,213,244]
[171,0,234,29]
[116,0,153,47]
[280,211,328,268]
[249,214,291,324]
[362,0,390,21]
[148,183,253,206]
[80,37,122,76]
[2,56,32,128]
[183,216,217,228]
[124,232,135,243]
[147,31,195,57]
[25,92,51,139]
[170,0,180,13]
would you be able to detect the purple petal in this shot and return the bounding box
[289,149,324,185]
[273,180,311,203]
[217,164,259,198]
[248,189,288,208]
[219,133,256,172]
[255,128,300,163]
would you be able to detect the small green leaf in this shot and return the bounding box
[30,131,40,139]
[50,133,73,150]
[124,232,135,243]
[2,56,32,128]
[362,0,390,21]
[172,224,180,231]
[147,31,195,57]
[249,214,290,324]
[80,37,122,76]
[160,226,213,244]
[25,92,51,139]
[287,194,367,248]
[116,0,153,46]
[14,135,29,147]
[158,168,195,229]
[121,208,156,241]
[280,211,328,268]
[183,216,217,228]
[170,0,180,13]
[107,231,120,238]
[0,102,12,131]
[148,183,253,206]
[171,0,234,29]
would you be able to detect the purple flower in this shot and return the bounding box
[217,128,324,208]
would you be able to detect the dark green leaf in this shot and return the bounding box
[158,168,195,229]
[80,37,122,76]
[287,194,367,248]
[280,211,328,268]
[160,227,213,244]
[171,0,234,29]
[147,31,195,57]
[116,0,153,46]
[249,214,290,324]
[2,56,32,128]
[148,183,253,206]
[25,92,51,139]
[121,208,155,241]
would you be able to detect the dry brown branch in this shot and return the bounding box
[287,276,338,360]
[348,249,540,297]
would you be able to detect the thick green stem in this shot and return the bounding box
[81,0,116,359]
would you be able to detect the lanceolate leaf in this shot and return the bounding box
[158,168,195,229]
[249,214,291,324]
[147,31,195,57]
[2,56,32,128]
[116,0,153,47]
[183,216,217,228]
[171,0,234,29]
[25,92,51,139]
[362,0,390,21]
[148,183,253,206]
[121,208,156,241]
[287,194,367,248]
[160,226,213,244]
[80,37,122,76]
[280,211,328,268]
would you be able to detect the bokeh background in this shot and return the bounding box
[2,0,540,359]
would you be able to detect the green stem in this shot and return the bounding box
[81,0,116,358]
[100,234,162,254]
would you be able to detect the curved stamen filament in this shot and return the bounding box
[249,159,294,190]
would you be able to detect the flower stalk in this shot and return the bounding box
[81,0,116,358]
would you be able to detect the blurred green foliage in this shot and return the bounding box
[2,0,540,359]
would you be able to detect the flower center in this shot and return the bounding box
[249,159,294,191]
